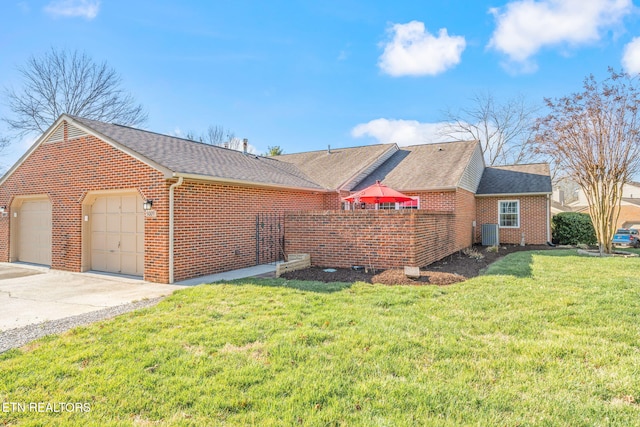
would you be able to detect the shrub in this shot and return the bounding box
[463,247,484,260]
[552,212,597,245]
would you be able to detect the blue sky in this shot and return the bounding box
[1,0,640,166]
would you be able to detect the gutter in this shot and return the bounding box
[171,172,327,194]
[547,194,552,243]
[475,192,552,198]
[169,176,184,284]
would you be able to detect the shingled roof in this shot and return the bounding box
[476,163,552,195]
[353,141,481,191]
[274,143,398,190]
[1,115,552,197]
[69,116,324,190]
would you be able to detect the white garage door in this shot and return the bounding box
[18,199,52,266]
[91,194,144,276]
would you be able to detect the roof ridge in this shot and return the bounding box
[255,156,328,189]
[275,142,396,157]
[70,115,260,156]
[399,140,479,149]
[488,162,550,168]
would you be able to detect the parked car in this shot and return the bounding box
[612,228,640,248]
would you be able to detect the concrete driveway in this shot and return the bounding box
[0,263,186,331]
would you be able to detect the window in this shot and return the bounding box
[375,197,419,210]
[401,197,419,209]
[378,202,396,210]
[499,200,519,228]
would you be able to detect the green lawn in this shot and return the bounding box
[2,249,640,426]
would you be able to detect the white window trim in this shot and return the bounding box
[374,197,420,210]
[498,199,520,228]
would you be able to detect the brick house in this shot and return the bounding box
[0,115,551,283]
[554,181,640,229]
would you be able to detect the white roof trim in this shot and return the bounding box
[64,116,174,178]
[0,117,65,186]
[45,123,65,143]
[476,192,552,197]
[0,115,174,186]
[172,172,330,193]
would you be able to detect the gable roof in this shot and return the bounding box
[1,115,324,191]
[1,115,552,198]
[353,140,481,191]
[72,116,324,190]
[274,143,398,190]
[476,163,552,196]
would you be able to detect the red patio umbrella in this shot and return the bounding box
[343,180,413,204]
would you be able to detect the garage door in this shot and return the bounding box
[91,194,144,276]
[18,199,52,265]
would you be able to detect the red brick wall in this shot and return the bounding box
[404,190,456,211]
[453,189,477,250]
[476,196,549,244]
[172,181,326,282]
[616,205,640,228]
[284,210,455,269]
[0,132,169,282]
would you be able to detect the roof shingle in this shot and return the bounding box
[274,144,397,190]
[476,164,552,195]
[353,141,480,191]
[71,116,323,190]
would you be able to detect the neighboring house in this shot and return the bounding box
[556,182,640,229]
[0,115,552,283]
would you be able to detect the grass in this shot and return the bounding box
[1,249,640,426]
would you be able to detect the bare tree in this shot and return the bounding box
[204,125,227,145]
[440,92,541,165]
[3,48,147,136]
[534,69,640,254]
[188,125,242,149]
[0,133,10,168]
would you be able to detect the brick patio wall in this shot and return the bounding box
[284,210,455,269]
[172,181,327,282]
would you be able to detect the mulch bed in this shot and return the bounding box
[280,244,556,286]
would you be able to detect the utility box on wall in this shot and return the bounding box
[482,224,500,246]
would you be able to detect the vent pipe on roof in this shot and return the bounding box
[243,138,248,154]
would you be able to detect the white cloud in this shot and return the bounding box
[488,0,632,71]
[351,118,467,146]
[378,21,466,77]
[622,37,640,74]
[44,0,100,20]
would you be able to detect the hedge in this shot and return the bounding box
[552,212,597,245]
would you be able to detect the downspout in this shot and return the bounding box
[546,194,552,244]
[169,176,184,284]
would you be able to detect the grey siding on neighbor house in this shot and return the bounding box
[457,143,485,193]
